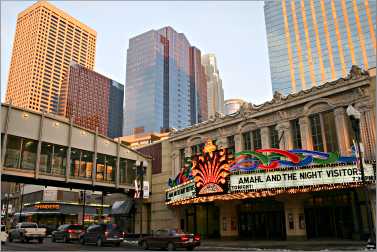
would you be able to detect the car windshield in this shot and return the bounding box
[21,223,37,228]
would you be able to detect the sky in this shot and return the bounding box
[1,1,273,105]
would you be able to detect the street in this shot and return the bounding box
[0,238,259,251]
[1,237,368,251]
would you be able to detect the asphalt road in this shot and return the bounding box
[1,238,253,251]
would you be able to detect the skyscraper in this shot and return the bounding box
[190,47,208,124]
[58,63,123,138]
[5,1,96,113]
[265,0,376,95]
[202,54,224,118]
[124,26,205,135]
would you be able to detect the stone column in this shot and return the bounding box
[298,116,313,150]
[277,121,293,150]
[234,134,242,152]
[334,107,352,156]
[171,150,180,178]
[359,108,376,160]
[261,126,271,149]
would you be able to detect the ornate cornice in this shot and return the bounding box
[170,65,371,139]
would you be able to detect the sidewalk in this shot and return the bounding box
[200,239,367,251]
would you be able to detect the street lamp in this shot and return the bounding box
[346,104,376,249]
[134,160,147,238]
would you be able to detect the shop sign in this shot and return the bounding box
[166,181,196,202]
[230,164,375,192]
[35,204,60,209]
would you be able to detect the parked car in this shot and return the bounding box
[52,224,84,243]
[79,223,123,247]
[138,229,200,251]
[0,225,8,244]
[8,222,46,243]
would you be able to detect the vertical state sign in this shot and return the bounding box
[143,181,150,199]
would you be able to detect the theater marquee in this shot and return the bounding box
[230,164,375,192]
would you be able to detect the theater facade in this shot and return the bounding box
[144,66,376,241]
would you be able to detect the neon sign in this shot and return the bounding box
[230,149,357,172]
[191,140,231,195]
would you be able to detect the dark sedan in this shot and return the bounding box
[52,224,84,243]
[139,229,200,251]
[79,223,123,247]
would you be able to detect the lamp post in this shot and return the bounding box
[134,161,146,238]
[346,104,376,248]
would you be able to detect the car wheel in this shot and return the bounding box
[140,240,148,250]
[8,235,13,242]
[52,235,56,242]
[186,245,194,251]
[63,235,68,243]
[38,238,43,244]
[96,237,103,247]
[115,242,121,247]
[167,242,176,251]
[80,237,85,245]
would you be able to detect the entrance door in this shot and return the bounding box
[304,191,354,239]
[238,200,285,240]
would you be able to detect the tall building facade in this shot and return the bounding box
[124,26,205,135]
[58,63,123,138]
[265,0,376,95]
[202,54,224,118]
[5,1,96,113]
[190,47,208,124]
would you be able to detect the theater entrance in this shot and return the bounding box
[238,199,286,240]
[182,203,220,238]
[304,190,355,239]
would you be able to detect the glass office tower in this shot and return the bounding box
[265,0,376,95]
[124,26,205,135]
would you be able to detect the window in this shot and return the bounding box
[252,129,262,150]
[291,119,302,149]
[227,135,235,154]
[242,132,252,150]
[309,111,339,152]
[269,125,279,148]
[179,148,185,169]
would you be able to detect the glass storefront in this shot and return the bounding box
[182,204,220,238]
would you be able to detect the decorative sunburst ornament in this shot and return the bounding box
[191,139,231,195]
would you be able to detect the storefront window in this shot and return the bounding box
[52,145,66,176]
[20,138,38,170]
[80,150,93,179]
[4,135,22,168]
[96,154,115,182]
[40,142,53,174]
[70,148,81,177]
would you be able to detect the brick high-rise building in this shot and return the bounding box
[58,63,124,138]
[5,1,96,113]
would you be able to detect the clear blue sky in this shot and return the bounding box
[1,1,272,105]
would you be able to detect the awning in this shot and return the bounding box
[111,199,133,215]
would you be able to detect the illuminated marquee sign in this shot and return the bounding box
[191,140,231,195]
[166,181,196,202]
[230,164,375,192]
[35,204,60,209]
